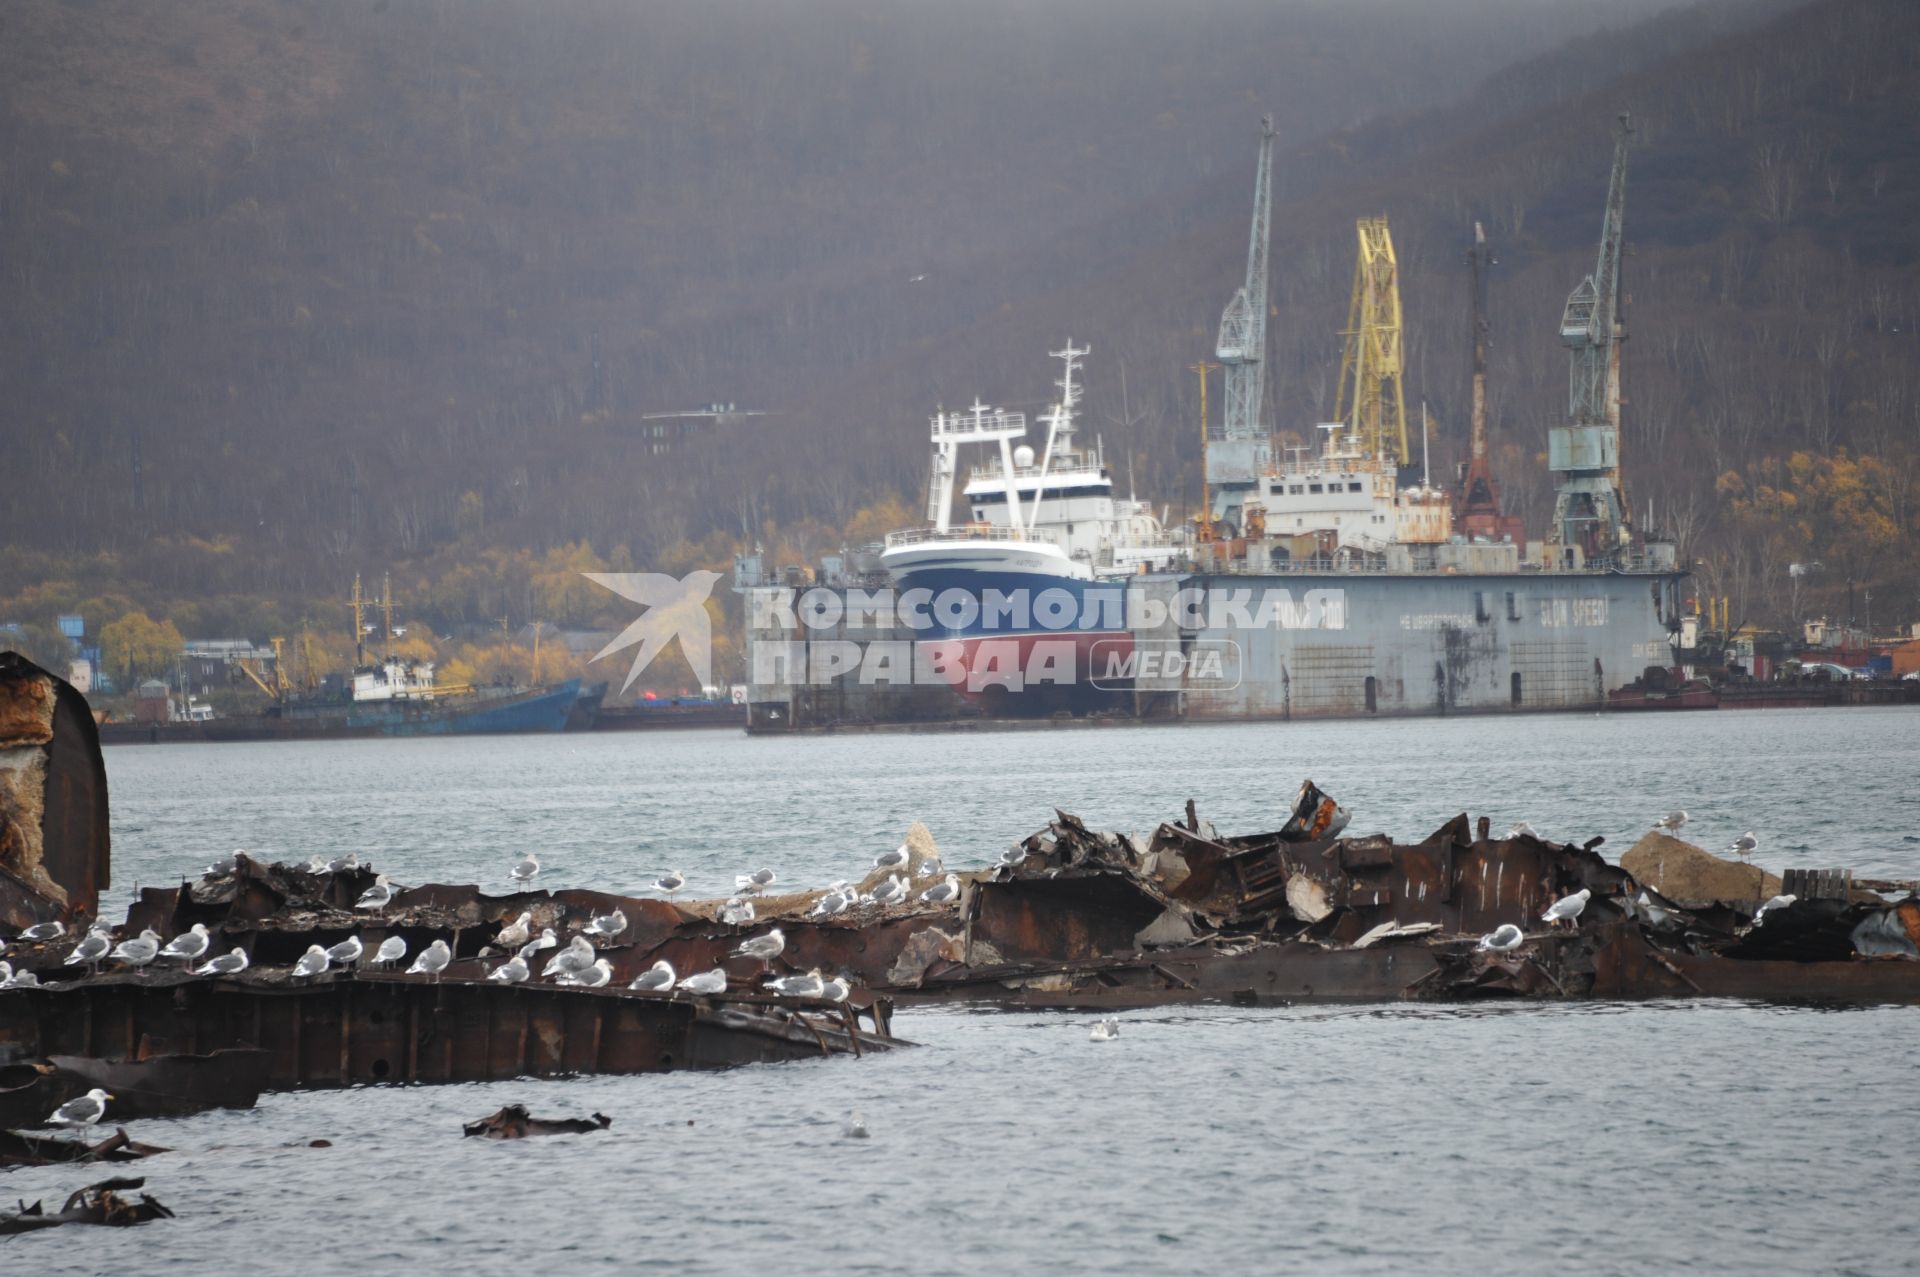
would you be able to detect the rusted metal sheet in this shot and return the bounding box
[0,973,904,1088]
[0,652,109,931]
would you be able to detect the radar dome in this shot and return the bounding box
[1013,445,1036,467]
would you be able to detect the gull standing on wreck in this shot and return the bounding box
[519,927,558,960]
[1655,810,1688,835]
[720,897,755,926]
[1755,893,1797,924]
[1728,832,1759,863]
[808,890,851,920]
[1505,821,1539,840]
[509,852,540,886]
[326,852,360,874]
[354,875,396,911]
[21,920,66,942]
[874,844,909,872]
[543,935,595,980]
[408,938,452,981]
[679,967,728,996]
[48,1088,113,1131]
[497,911,533,950]
[325,935,364,967]
[919,874,961,905]
[1477,924,1525,952]
[583,909,627,941]
[766,969,825,998]
[372,935,407,970]
[160,924,211,967]
[111,928,162,971]
[1541,888,1591,929]
[562,958,614,988]
[489,954,529,984]
[629,959,675,993]
[653,871,686,900]
[735,868,777,895]
[731,928,786,964]
[870,875,908,907]
[65,928,112,974]
[292,945,330,980]
[196,947,250,977]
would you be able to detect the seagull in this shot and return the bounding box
[111,929,162,970]
[678,967,728,996]
[206,851,240,876]
[48,1088,113,1130]
[1476,924,1525,952]
[870,875,908,907]
[497,911,533,949]
[766,969,825,998]
[354,875,395,911]
[195,947,250,977]
[628,959,676,993]
[509,852,540,885]
[807,891,851,920]
[819,975,852,1003]
[919,874,961,905]
[160,924,211,967]
[325,935,364,967]
[488,955,529,984]
[874,844,909,871]
[560,959,613,988]
[1755,893,1798,924]
[292,944,330,980]
[1,967,40,989]
[326,852,359,874]
[735,868,776,895]
[65,930,112,973]
[653,871,686,899]
[1089,1018,1120,1041]
[21,921,66,942]
[542,935,596,980]
[407,939,451,981]
[999,845,1027,866]
[1541,888,1592,928]
[307,854,329,874]
[1505,821,1539,840]
[731,928,786,962]
[1654,810,1689,834]
[843,1109,870,1139]
[1727,832,1759,864]
[915,858,943,879]
[372,935,407,970]
[518,928,559,960]
[583,909,628,941]
[719,898,756,926]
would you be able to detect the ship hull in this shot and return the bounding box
[99,680,582,745]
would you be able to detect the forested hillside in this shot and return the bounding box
[3,0,1915,660]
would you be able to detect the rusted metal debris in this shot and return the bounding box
[0,1127,168,1169]
[0,1050,267,1128]
[0,1176,174,1233]
[0,653,109,934]
[463,1104,612,1139]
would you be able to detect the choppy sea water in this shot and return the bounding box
[11,707,1920,1275]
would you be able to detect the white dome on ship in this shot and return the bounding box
[1013,444,1035,468]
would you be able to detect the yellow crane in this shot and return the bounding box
[1188,359,1220,539]
[1333,217,1411,468]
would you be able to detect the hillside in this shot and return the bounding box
[2,0,1915,652]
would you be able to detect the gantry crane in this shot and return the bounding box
[1548,113,1634,563]
[1203,117,1276,526]
[1333,217,1410,468]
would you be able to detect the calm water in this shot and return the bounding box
[11,708,1920,1275]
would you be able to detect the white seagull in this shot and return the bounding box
[497,911,533,949]
[719,898,756,926]
[653,871,686,899]
[919,874,961,905]
[735,868,776,895]
[1505,821,1539,840]
[1755,893,1798,924]
[1541,888,1592,928]
[678,967,728,996]
[819,975,852,1003]
[870,875,908,907]
[1,966,39,989]
[195,947,250,977]
[1654,810,1689,834]
[111,929,162,970]
[1476,924,1525,952]
[583,909,628,940]
[916,858,943,879]
[407,939,451,981]
[731,928,786,962]
[292,944,330,980]
[807,891,851,920]
[873,844,909,871]
[65,930,112,973]
[160,924,211,967]
[766,969,825,998]
[326,852,360,874]
[354,875,395,911]
[372,935,407,970]
[325,935,364,967]
[206,851,240,876]
[518,927,559,960]
[48,1088,113,1130]
[542,935,596,980]
[488,955,529,984]
[509,852,540,885]
[1089,1019,1120,1041]
[1727,832,1759,863]
[629,959,676,993]
[561,958,613,988]
[21,921,67,942]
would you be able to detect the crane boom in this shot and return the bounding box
[1215,115,1275,440]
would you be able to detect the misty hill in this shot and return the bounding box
[2,0,1916,636]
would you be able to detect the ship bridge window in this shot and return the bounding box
[1348,481,1363,492]
[1309,483,1324,494]
[1289,484,1303,495]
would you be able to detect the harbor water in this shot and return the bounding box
[14,707,1920,1275]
